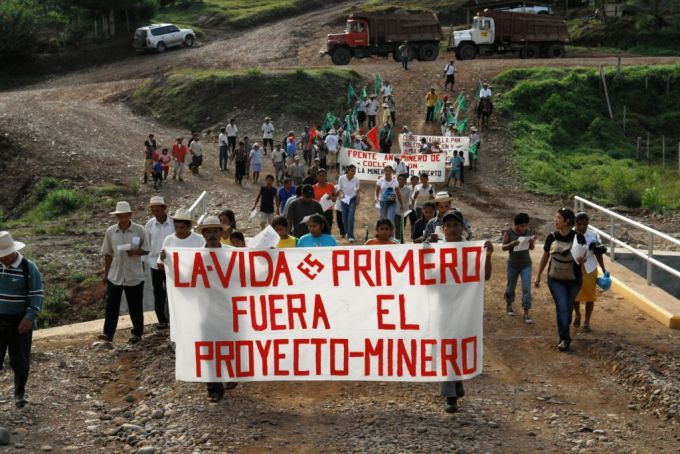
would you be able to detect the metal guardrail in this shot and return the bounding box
[189,191,209,225]
[573,196,680,285]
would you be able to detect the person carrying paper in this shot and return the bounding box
[502,213,536,323]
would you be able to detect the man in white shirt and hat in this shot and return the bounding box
[444,60,457,91]
[366,94,379,129]
[0,231,44,408]
[100,201,148,344]
[324,129,339,172]
[261,117,275,154]
[144,196,175,330]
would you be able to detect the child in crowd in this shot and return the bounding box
[297,214,337,247]
[412,201,436,243]
[152,156,163,190]
[230,231,246,248]
[365,219,398,245]
[573,212,607,332]
[218,209,236,245]
[440,209,493,413]
[160,148,172,180]
[394,173,412,244]
[272,216,298,248]
[412,173,434,219]
[502,213,535,323]
[252,175,278,230]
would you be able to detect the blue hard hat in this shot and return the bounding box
[596,272,612,291]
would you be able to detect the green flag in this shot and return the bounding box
[456,119,468,133]
[434,99,443,117]
[347,83,356,104]
[457,93,467,110]
[322,112,336,130]
[446,110,457,125]
[469,142,478,158]
[360,86,367,100]
[375,73,382,95]
[475,80,483,99]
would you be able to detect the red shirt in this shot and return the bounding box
[313,183,334,211]
[172,144,188,162]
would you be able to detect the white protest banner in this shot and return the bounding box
[338,147,446,182]
[398,134,470,166]
[166,243,486,382]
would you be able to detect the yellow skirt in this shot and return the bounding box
[576,266,598,302]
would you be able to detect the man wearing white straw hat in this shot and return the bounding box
[0,231,44,408]
[144,196,175,331]
[195,215,238,401]
[100,201,148,344]
[159,208,205,342]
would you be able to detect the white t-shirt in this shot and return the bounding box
[272,149,286,164]
[376,177,399,199]
[325,134,338,152]
[226,124,238,137]
[381,85,393,96]
[218,133,228,146]
[189,141,203,157]
[144,216,175,270]
[413,183,434,208]
[445,63,456,75]
[262,122,275,139]
[338,174,361,199]
[366,99,379,116]
[581,228,601,273]
[395,160,409,176]
[480,88,492,98]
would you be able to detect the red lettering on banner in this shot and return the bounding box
[332,250,350,286]
[209,250,237,287]
[293,339,310,375]
[440,248,462,284]
[194,341,213,377]
[462,336,478,374]
[255,340,272,375]
[398,295,420,330]
[440,339,462,376]
[354,250,375,286]
[273,252,293,286]
[235,341,254,377]
[190,252,210,288]
[250,251,273,287]
[330,339,349,375]
[232,296,248,332]
[385,250,415,285]
[251,296,267,331]
[387,339,394,376]
[397,339,417,377]
[376,295,396,330]
[173,252,190,287]
[310,338,327,375]
[462,247,482,282]
[364,339,383,376]
[288,294,307,329]
[215,341,234,378]
[273,339,289,376]
[238,251,246,287]
[269,294,285,330]
[420,339,437,376]
[374,249,382,286]
[312,294,331,329]
[418,248,436,285]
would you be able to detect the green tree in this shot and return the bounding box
[0,0,37,60]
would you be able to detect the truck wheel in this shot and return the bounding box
[520,45,539,59]
[331,47,351,65]
[547,44,566,58]
[459,44,476,60]
[418,43,439,61]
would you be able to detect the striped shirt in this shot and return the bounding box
[0,253,44,323]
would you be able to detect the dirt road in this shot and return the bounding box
[1,2,679,451]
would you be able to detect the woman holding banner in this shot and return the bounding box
[374,165,403,224]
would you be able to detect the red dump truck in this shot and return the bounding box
[449,10,570,59]
[325,10,443,65]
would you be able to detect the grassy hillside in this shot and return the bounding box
[494,64,680,211]
[362,0,469,23]
[155,0,338,28]
[130,68,359,130]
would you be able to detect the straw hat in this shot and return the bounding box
[195,215,225,233]
[172,208,193,223]
[110,201,132,215]
[433,191,454,203]
[0,231,25,257]
[148,196,166,207]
